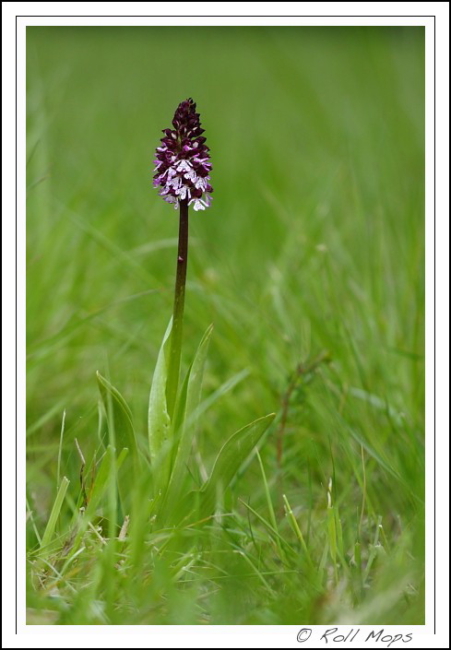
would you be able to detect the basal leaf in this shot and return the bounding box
[96,372,137,457]
[148,319,172,488]
[199,413,275,518]
[164,324,213,512]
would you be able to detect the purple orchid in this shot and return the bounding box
[153,98,213,211]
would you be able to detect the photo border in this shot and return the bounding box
[3,4,448,648]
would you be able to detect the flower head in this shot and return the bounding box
[153,98,213,211]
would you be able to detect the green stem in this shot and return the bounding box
[166,199,189,418]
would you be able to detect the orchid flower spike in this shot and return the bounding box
[153,98,213,212]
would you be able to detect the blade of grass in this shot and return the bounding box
[40,476,70,551]
[256,451,282,557]
[282,494,314,569]
[56,409,66,490]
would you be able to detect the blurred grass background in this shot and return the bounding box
[26,26,425,625]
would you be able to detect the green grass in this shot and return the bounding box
[26,26,425,625]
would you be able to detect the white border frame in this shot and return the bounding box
[2,2,449,648]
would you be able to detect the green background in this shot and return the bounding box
[26,26,425,625]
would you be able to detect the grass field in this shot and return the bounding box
[26,26,425,625]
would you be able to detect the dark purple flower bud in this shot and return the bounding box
[153,98,213,211]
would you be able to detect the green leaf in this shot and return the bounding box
[87,446,129,514]
[164,324,213,512]
[96,372,137,457]
[199,413,275,518]
[96,373,139,514]
[148,319,172,488]
[183,324,214,425]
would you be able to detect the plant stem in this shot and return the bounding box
[167,199,189,418]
